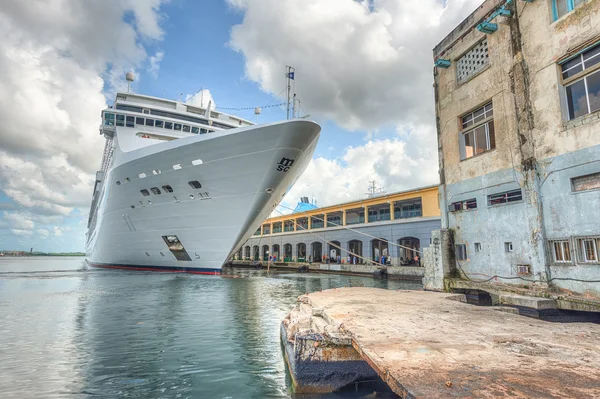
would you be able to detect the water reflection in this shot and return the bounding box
[0,258,420,398]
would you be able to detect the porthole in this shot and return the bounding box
[145,252,150,257]
[162,185,173,193]
[148,200,152,205]
[140,189,150,197]
[130,205,135,209]
[150,187,161,195]
[189,180,202,189]
[173,164,182,170]
[192,159,203,166]
[160,252,165,257]
[189,194,195,200]
[139,173,147,178]
[152,169,161,175]
[116,181,121,186]
[125,177,130,182]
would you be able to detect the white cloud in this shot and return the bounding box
[148,50,164,78]
[228,0,481,131]
[185,89,217,109]
[3,211,35,230]
[53,226,63,237]
[37,228,50,239]
[11,229,33,237]
[281,123,439,210]
[0,0,168,247]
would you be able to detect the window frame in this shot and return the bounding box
[487,189,523,207]
[552,0,585,22]
[549,239,573,265]
[449,198,477,212]
[560,41,600,120]
[459,102,495,160]
[576,236,600,264]
[455,244,468,261]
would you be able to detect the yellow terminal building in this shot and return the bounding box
[235,185,441,265]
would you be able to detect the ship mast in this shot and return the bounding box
[286,65,296,120]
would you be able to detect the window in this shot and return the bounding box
[115,104,143,113]
[189,180,202,189]
[150,187,161,195]
[455,244,467,261]
[143,108,151,114]
[140,189,150,197]
[139,173,147,178]
[155,120,164,128]
[136,117,144,125]
[116,114,125,127]
[572,172,600,192]
[182,125,191,133]
[174,123,182,131]
[577,237,600,263]
[456,39,489,85]
[551,240,572,263]
[504,242,513,252]
[561,42,600,120]
[192,126,199,134]
[104,113,115,126]
[165,121,173,129]
[448,198,477,212]
[488,189,523,206]
[116,181,121,186]
[145,118,154,127]
[475,243,482,252]
[553,0,585,21]
[126,116,135,127]
[460,102,495,160]
[200,128,208,134]
[152,169,161,175]
[162,185,174,193]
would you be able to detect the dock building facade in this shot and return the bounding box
[236,185,441,265]
[434,0,600,295]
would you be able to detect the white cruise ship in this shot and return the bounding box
[86,89,320,274]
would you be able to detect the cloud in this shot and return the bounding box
[3,211,35,230]
[228,0,481,131]
[148,50,164,78]
[185,89,217,109]
[11,229,33,237]
[281,123,439,211]
[37,228,50,239]
[0,0,168,247]
[53,227,63,237]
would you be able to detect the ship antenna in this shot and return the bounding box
[286,65,296,120]
[126,71,135,93]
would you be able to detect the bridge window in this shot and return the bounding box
[155,120,164,128]
[192,126,199,134]
[165,121,173,129]
[136,117,144,125]
[116,114,125,126]
[126,116,135,127]
[145,118,154,127]
[182,125,191,133]
[104,113,115,126]
[174,123,182,131]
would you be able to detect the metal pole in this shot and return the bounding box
[286,66,291,120]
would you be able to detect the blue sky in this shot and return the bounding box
[0,0,481,252]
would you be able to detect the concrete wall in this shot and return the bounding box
[239,217,441,266]
[434,0,600,296]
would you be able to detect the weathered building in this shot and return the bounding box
[237,185,441,266]
[434,0,600,295]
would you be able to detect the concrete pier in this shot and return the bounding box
[281,288,600,397]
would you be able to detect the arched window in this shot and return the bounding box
[262,244,270,261]
[297,243,307,261]
[398,237,420,265]
[284,243,292,261]
[244,246,251,260]
[272,244,280,261]
[252,245,260,261]
[311,242,323,262]
[371,238,389,264]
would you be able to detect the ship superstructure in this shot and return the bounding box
[86,89,320,273]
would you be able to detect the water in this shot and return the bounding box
[0,257,421,398]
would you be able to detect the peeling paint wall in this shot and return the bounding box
[433,0,600,296]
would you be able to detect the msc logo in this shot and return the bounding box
[277,157,295,172]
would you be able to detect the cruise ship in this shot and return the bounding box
[86,87,320,274]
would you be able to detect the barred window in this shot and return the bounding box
[456,39,489,85]
[572,172,600,192]
[449,198,477,212]
[553,0,585,21]
[577,237,600,264]
[550,240,572,263]
[488,189,522,206]
[460,102,495,160]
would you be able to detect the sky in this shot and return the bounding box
[0,0,483,252]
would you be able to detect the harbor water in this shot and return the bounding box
[0,257,420,398]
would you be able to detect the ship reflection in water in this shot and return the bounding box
[0,257,420,398]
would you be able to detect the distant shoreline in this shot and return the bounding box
[0,253,86,257]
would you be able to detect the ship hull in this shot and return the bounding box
[86,120,320,273]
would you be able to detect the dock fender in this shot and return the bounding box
[373,268,388,279]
